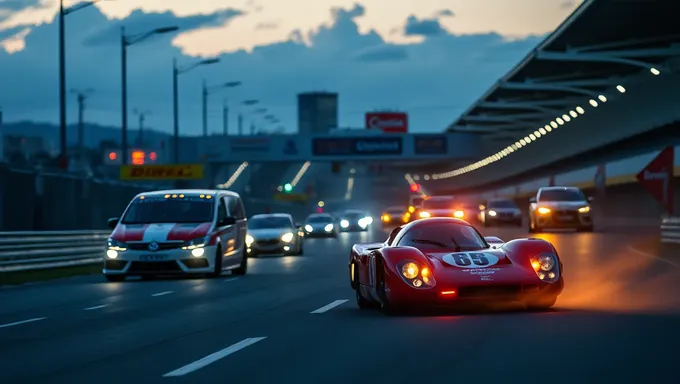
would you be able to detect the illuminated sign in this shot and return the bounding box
[120,164,204,180]
[104,149,161,165]
[312,137,402,156]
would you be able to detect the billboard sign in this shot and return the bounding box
[414,135,447,154]
[365,112,408,133]
[120,164,204,180]
[312,137,402,156]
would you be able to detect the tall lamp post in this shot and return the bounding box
[202,81,241,137]
[238,99,259,135]
[172,58,220,164]
[58,0,105,169]
[120,25,179,164]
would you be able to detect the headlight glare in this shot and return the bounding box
[402,262,419,279]
[531,253,560,282]
[340,220,349,228]
[181,236,210,250]
[245,234,254,246]
[107,238,127,251]
[305,224,313,232]
[324,223,333,232]
[578,206,590,213]
[453,210,464,218]
[398,260,436,288]
[281,232,294,242]
[537,207,551,214]
[419,211,430,218]
[488,210,497,216]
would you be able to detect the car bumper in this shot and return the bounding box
[536,212,592,228]
[102,245,218,275]
[340,225,368,232]
[487,215,522,224]
[247,239,298,255]
[384,278,564,307]
[305,230,336,237]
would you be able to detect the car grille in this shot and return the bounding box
[128,242,183,251]
[498,212,514,218]
[457,285,522,298]
[256,239,280,246]
[127,261,181,273]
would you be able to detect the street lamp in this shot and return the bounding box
[172,57,220,164]
[202,81,241,137]
[58,0,109,169]
[121,25,179,164]
[237,99,259,135]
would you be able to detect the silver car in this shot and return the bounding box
[245,214,304,256]
[479,198,522,227]
[304,213,338,237]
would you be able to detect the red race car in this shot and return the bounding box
[349,218,563,315]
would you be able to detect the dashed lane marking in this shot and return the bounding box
[224,278,240,283]
[627,245,680,267]
[310,299,349,314]
[84,305,108,311]
[163,337,267,377]
[0,317,47,329]
[151,291,174,297]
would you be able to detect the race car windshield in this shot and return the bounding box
[399,223,486,250]
[307,216,332,223]
[540,189,585,202]
[423,200,454,209]
[121,198,214,224]
[248,217,292,229]
[488,200,517,208]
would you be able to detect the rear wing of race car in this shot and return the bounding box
[484,236,505,249]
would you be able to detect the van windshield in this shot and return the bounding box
[122,196,214,224]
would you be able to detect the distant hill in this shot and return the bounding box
[0,121,173,149]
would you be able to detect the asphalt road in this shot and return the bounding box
[1,224,679,383]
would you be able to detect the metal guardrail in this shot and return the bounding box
[661,216,680,245]
[0,230,110,272]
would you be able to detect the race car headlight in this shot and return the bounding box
[398,260,436,288]
[340,220,349,228]
[245,234,254,246]
[324,223,333,232]
[488,210,497,217]
[281,232,294,243]
[419,211,430,218]
[182,236,210,250]
[537,207,551,215]
[530,253,560,283]
[305,225,313,232]
[453,210,464,218]
[578,206,590,213]
[107,238,127,252]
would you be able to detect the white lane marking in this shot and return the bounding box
[310,299,349,314]
[224,278,240,283]
[163,337,267,377]
[84,305,107,311]
[627,245,680,267]
[151,291,174,297]
[0,317,47,329]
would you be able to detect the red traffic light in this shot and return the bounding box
[410,184,420,192]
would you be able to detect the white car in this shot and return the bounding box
[304,213,338,237]
[103,189,248,282]
[246,213,304,256]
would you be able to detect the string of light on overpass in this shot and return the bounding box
[217,162,248,189]
[410,67,661,181]
[290,161,311,187]
[345,172,355,200]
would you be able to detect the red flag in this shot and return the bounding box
[636,146,674,215]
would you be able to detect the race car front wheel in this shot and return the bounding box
[526,295,557,310]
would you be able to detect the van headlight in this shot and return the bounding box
[107,238,127,251]
[245,234,254,246]
[324,223,333,232]
[182,236,210,250]
[281,232,294,243]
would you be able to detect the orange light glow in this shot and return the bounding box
[131,150,145,165]
[149,152,157,161]
[441,290,457,295]
[453,210,464,218]
[531,261,540,271]
[108,152,117,160]
[419,211,431,218]
[421,267,430,277]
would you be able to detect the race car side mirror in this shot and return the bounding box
[107,217,119,229]
[587,196,594,202]
[529,197,537,203]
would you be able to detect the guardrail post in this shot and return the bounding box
[33,168,44,230]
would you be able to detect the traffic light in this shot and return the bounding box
[284,183,293,192]
[331,162,340,173]
[410,183,420,193]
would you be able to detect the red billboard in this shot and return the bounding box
[365,112,408,133]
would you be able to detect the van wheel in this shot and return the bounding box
[232,249,248,275]
[210,246,223,278]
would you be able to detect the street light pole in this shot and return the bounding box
[202,80,208,137]
[222,101,228,136]
[120,26,128,164]
[172,58,179,164]
[58,0,66,168]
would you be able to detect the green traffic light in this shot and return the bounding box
[284,183,292,192]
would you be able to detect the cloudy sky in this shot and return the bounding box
[0,0,581,136]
